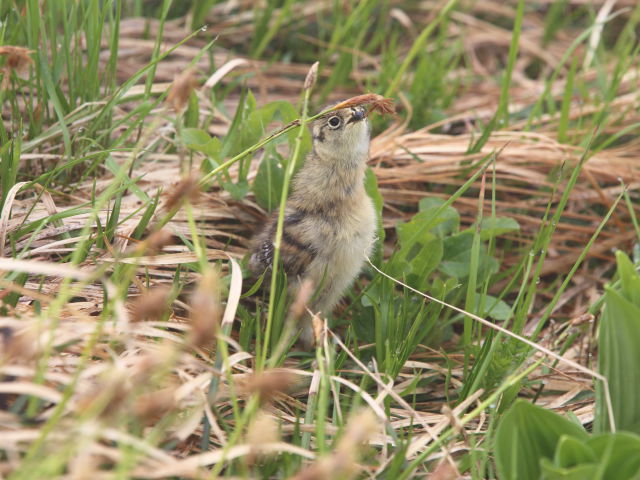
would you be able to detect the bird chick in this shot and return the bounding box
[249,104,376,346]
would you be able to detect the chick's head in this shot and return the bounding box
[310,105,370,164]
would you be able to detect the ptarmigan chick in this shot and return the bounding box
[249,104,376,346]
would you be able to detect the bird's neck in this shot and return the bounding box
[289,151,367,211]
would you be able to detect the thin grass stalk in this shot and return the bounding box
[259,63,317,369]
[398,360,543,480]
[496,0,524,127]
[384,0,458,98]
[463,173,485,375]
[532,190,624,337]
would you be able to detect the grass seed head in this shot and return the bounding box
[239,368,297,405]
[246,410,280,463]
[428,460,461,480]
[164,174,201,211]
[336,408,378,458]
[0,325,37,363]
[76,370,131,420]
[166,68,199,113]
[137,228,173,256]
[0,46,34,89]
[304,61,319,90]
[290,408,378,480]
[188,269,222,350]
[128,285,172,322]
[133,386,177,425]
[330,94,395,117]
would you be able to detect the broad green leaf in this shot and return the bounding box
[587,432,640,479]
[182,128,222,161]
[596,286,640,434]
[405,237,443,290]
[479,216,520,240]
[474,294,512,321]
[439,232,499,280]
[495,399,587,480]
[418,197,459,237]
[392,217,443,288]
[554,435,597,468]
[252,152,284,211]
[396,213,434,246]
[616,250,640,308]
[220,179,250,200]
[540,459,598,480]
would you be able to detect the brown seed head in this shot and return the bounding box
[336,408,378,456]
[0,325,37,363]
[166,68,199,113]
[133,386,177,425]
[0,46,34,89]
[246,410,280,464]
[128,286,172,322]
[164,174,201,211]
[188,269,222,350]
[289,408,378,480]
[131,342,177,384]
[137,228,173,256]
[304,61,319,91]
[330,94,395,117]
[238,368,297,405]
[76,370,130,420]
[428,460,461,480]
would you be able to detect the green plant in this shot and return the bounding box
[496,251,640,479]
[596,251,640,434]
[495,400,640,480]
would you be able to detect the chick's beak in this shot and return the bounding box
[347,108,365,124]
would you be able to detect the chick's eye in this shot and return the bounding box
[328,116,341,129]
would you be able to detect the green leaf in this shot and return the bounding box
[596,285,640,434]
[495,399,588,480]
[479,216,520,240]
[226,97,299,157]
[220,179,249,200]
[587,432,640,479]
[405,237,443,290]
[474,294,512,321]
[252,152,284,211]
[540,459,598,480]
[439,232,499,280]
[182,128,223,161]
[616,250,640,308]
[396,213,434,246]
[554,435,597,468]
[418,197,459,237]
